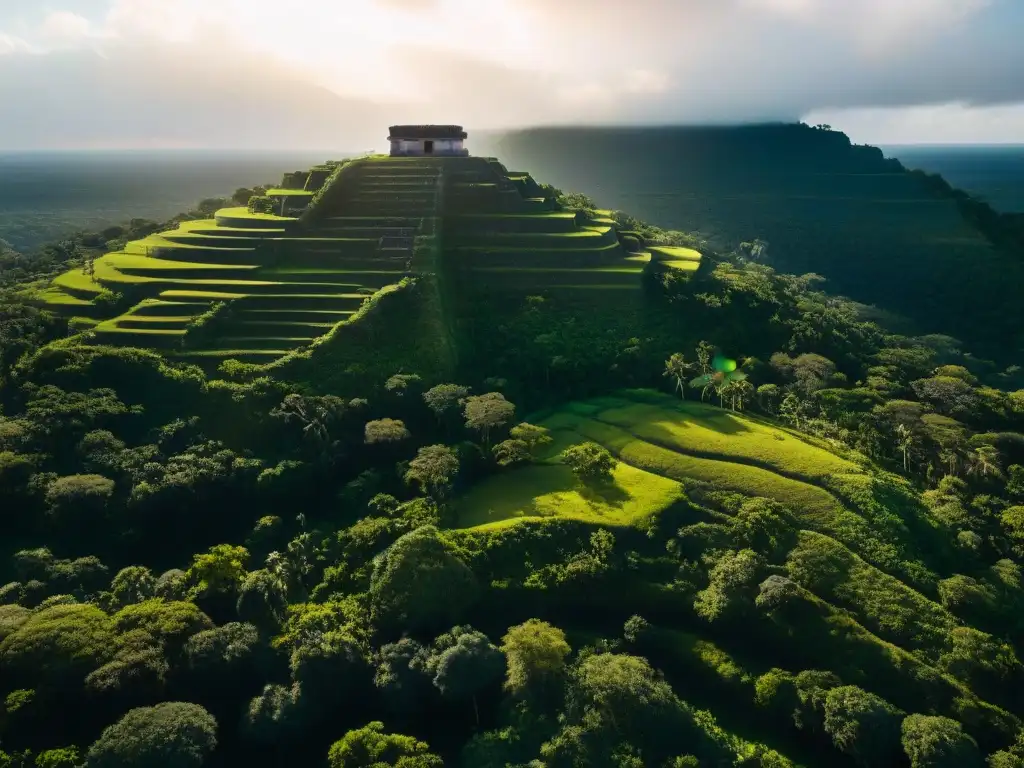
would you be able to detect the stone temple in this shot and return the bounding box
[388,125,468,157]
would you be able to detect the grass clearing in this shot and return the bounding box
[591,393,860,481]
[453,461,685,530]
[543,415,840,526]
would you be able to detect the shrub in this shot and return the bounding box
[85,702,217,768]
[562,442,616,483]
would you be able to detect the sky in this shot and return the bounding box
[0,0,1022,149]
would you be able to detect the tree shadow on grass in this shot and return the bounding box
[577,478,631,507]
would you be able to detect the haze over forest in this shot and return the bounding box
[2,0,1024,149]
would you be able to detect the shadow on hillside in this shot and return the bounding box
[643,408,752,438]
[578,479,631,507]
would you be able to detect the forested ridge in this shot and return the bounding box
[2,163,1024,768]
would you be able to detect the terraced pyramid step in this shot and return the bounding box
[448,213,581,234]
[226,319,336,336]
[214,207,298,230]
[234,293,368,309]
[218,336,320,350]
[259,269,404,288]
[239,308,356,323]
[451,228,619,248]
[115,316,195,330]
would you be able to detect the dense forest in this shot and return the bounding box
[490,124,1024,364]
[2,155,1024,768]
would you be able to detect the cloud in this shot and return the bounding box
[0,0,1022,147]
[39,11,95,46]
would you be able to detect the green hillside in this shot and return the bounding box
[31,154,693,384]
[488,123,1024,362]
[4,140,1024,768]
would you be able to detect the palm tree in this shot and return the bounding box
[714,380,727,408]
[938,448,960,477]
[663,353,693,399]
[895,423,914,473]
[695,341,714,377]
[967,444,1003,479]
[732,380,754,411]
[690,350,748,407]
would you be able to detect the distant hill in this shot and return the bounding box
[885,145,1024,213]
[485,124,1024,362]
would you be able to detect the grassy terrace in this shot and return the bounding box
[454,390,931,577]
[34,157,451,364]
[33,154,702,365]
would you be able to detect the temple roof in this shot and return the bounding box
[389,125,467,140]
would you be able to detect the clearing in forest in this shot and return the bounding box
[453,389,888,542]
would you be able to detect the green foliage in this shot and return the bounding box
[369,526,479,634]
[327,721,443,768]
[404,445,459,499]
[901,714,983,768]
[365,419,410,445]
[822,685,904,764]
[464,393,516,447]
[500,619,571,698]
[33,747,81,768]
[561,441,616,482]
[85,702,217,768]
[0,604,114,686]
[111,599,213,654]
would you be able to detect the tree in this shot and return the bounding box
[695,340,714,377]
[404,445,459,499]
[369,526,479,634]
[492,439,530,468]
[729,379,754,411]
[34,747,82,767]
[364,419,410,445]
[694,549,763,622]
[422,384,470,426]
[44,474,115,528]
[1006,464,1024,500]
[664,353,694,398]
[374,638,432,714]
[430,628,505,724]
[0,603,115,687]
[500,619,571,699]
[109,566,156,609]
[967,444,1002,479]
[327,721,443,768]
[757,383,781,414]
[236,569,289,630]
[111,599,213,655]
[463,393,515,448]
[385,374,423,398]
[271,393,347,449]
[509,422,552,454]
[85,702,217,768]
[822,685,903,765]
[912,375,982,420]
[900,714,982,768]
[562,442,616,483]
[183,622,260,680]
[895,423,914,473]
[241,683,302,747]
[231,187,255,205]
[185,544,249,600]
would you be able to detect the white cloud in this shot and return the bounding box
[0,32,34,55]
[806,102,1024,145]
[39,11,94,45]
